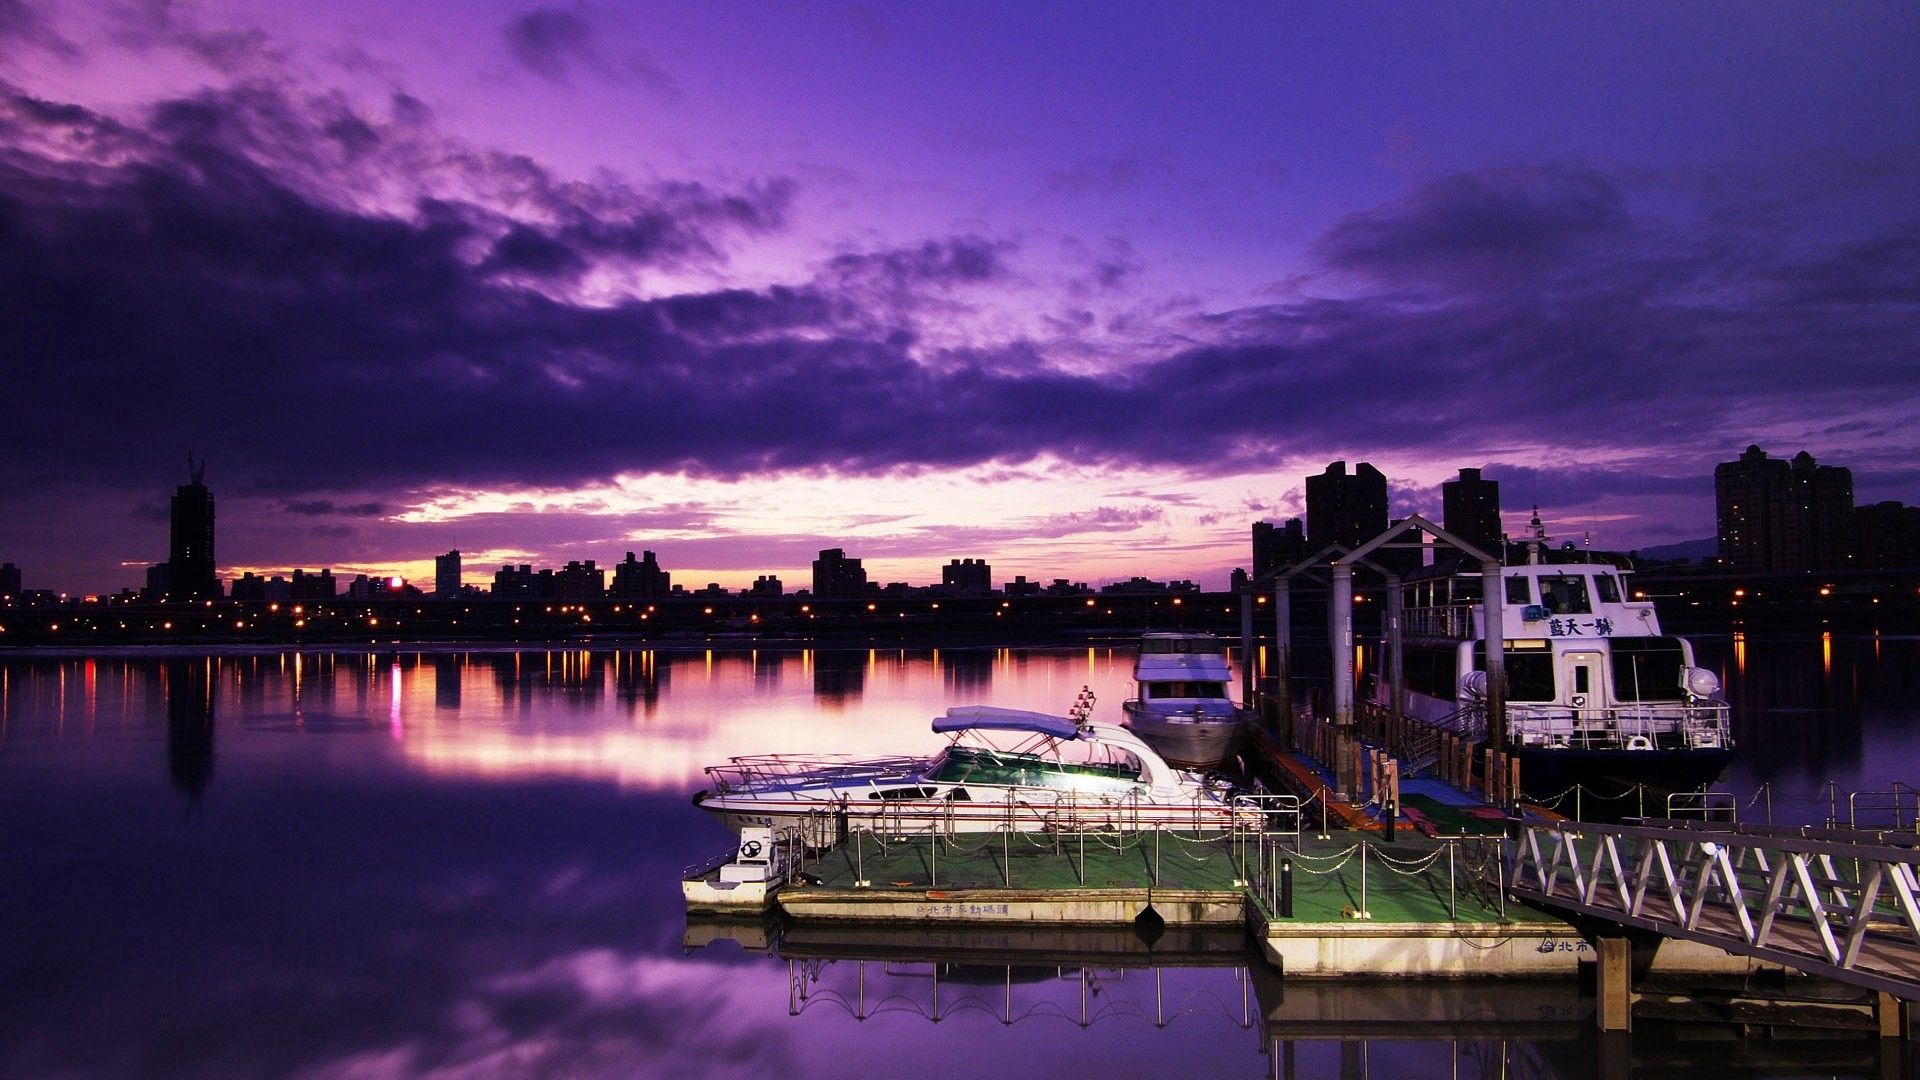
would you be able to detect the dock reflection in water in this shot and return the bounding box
[0,638,1915,1077]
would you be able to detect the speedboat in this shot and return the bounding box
[1120,632,1251,771]
[693,704,1249,837]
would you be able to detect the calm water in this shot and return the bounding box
[1,636,1915,1078]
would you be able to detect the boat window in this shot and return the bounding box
[1505,576,1532,605]
[1573,666,1591,694]
[1595,575,1622,603]
[1450,577,1482,604]
[1610,638,1686,701]
[868,786,939,800]
[1474,644,1555,702]
[1538,575,1592,614]
[1405,646,1461,699]
[947,788,972,801]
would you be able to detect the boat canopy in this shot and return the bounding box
[932,705,1082,740]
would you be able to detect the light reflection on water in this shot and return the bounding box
[0,638,1915,1078]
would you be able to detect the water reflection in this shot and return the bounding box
[0,639,1915,809]
[0,642,1916,1076]
[163,657,215,807]
[810,648,867,704]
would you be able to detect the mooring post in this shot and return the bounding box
[1281,858,1294,918]
[1597,936,1632,1033]
[1875,991,1909,1039]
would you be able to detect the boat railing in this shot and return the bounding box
[1507,701,1731,750]
[706,754,924,794]
[1402,605,1476,639]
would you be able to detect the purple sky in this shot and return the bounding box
[2,1,1917,593]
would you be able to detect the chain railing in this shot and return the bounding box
[1243,832,1509,923]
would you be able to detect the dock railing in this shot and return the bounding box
[829,794,1293,891]
[1243,831,1509,923]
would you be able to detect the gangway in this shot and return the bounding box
[1508,816,1920,1005]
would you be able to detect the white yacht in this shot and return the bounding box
[693,703,1249,837]
[1121,632,1251,771]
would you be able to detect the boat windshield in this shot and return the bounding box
[925,745,1143,789]
[1140,636,1214,654]
[1144,681,1230,699]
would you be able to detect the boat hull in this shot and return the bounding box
[693,790,1246,838]
[1508,746,1736,816]
[1121,706,1247,771]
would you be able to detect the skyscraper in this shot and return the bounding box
[435,550,462,597]
[1441,468,1502,556]
[168,455,220,601]
[0,562,20,599]
[1305,461,1388,550]
[1251,519,1305,577]
[1715,445,1855,573]
[610,551,671,599]
[941,558,991,597]
[812,548,867,599]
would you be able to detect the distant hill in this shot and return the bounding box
[1633,537,1717,563]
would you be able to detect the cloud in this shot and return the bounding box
[0,0,74,56]
[824,236,1010,289]
[284,500,388,517]
[1314,166,1630,290]
[2,75,1916,576]
[503,7,678,97]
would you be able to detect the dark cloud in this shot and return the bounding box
[825,236,1009,289]
[0,0,74,56]
[503,7,678,97]
[2,80,1916,562]
[1314,166,1630,289]
[284,500,387,517]
[107,0,282,74]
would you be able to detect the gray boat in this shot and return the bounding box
[1120,632,1250,771]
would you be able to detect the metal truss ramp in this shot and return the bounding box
[1508,817,1920,1000]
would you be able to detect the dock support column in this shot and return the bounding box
[1479,560,1508,760]
[1274,578,1293,745]
[1330,562,1356,800]
[1239,590,1256,704]
[1384,572,1404,723]
[1876,991,1909,1039]
[1597,936,1633,1033]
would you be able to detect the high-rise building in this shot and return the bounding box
[749,574,784,597]
[610,551,671,599]
[1441,468,1502,556]
[435,550,461,597]
[1856,502,1920,570]
[167,455,220,601]
[812,548,867,599]
[493,564,537,598]
[941,558,992,597]
[1715,445,1855,573]
[0,562,20,598]
[1251,518,1306,578]
[291,568,337,599]
[553,560,605,599]
[1732,447,1855,571]
[1305,461,1388,551]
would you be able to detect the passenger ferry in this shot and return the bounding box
[1376,525,1733,800]
[1121,632,1250,771]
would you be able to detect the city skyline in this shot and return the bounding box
[3,4,1918,594]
